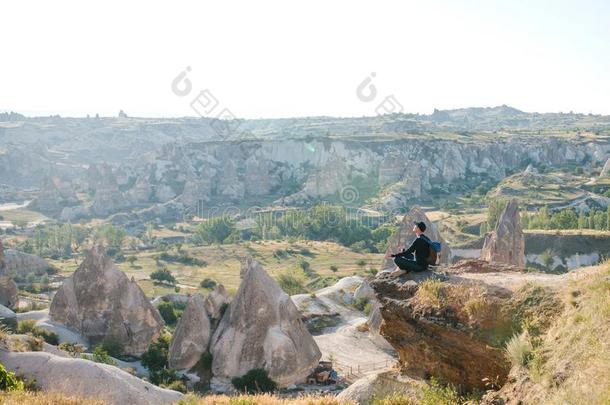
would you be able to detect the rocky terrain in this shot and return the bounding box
[1,108,609,223]
[49,245,165,355]
[210,258,321,388]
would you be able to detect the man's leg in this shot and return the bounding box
[391,256,421,277]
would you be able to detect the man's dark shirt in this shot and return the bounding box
[398,235,430,268]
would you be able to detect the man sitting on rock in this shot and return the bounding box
[390,221,430,277]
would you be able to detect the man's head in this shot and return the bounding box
[413,221,426,235]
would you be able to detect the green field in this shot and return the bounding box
[50,240,384,297]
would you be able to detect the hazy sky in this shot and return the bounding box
[2,0,609,118]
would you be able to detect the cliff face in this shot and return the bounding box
[370,261,562,392]
[2,119,609,218]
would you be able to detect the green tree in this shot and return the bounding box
[195,216,235,244]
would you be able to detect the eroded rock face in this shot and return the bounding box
[210,258,321,387]
[481,199,525,267]
[383,206,452,270]
[0,241,18,309]
[204,284,231,320]
[370,271,511,391]
[0,276,18,309]
[2,249,50,277]
[601,157,610,178]
[169,294,211,370]
[29,176,79,215]
[90,163,127,217]
[0,351,182,405]
[49,245,164,355]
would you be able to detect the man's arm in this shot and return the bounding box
[393,239,417,257]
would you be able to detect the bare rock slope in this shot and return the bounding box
[49,245,164,355]
[0,351,182,405]
[210,257,321,387]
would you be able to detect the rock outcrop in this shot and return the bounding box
[29,176,79,215]
[336,371,425,404]
[382,206,452,270]
[0,351,182,405]
[90,163,127,217]
[370,270,512,391]
[2,249,51,277]
[0,241,18,309]
[0,303,17,328]
[49,245,164,355]
[204,284,231,320]
[481,199,525,267]
[0,276,18,309]
[210,258,321,387]
[168,294,211,370]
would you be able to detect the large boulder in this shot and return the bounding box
[204,284,231,320]
[0,304,17,329]
[2,249,51,278]
[168,294,211,370]
[382,206,452,270]
[0,241,18,309]
[49,245,164,356]
[481,199,525,267]
[0,351,182,405]
[0,276,18,309]
[336,371,425,404]
[210,258,321,387]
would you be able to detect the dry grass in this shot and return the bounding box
[414,280,445,309]
[177,394,351,405]
[0,391,105,405]
[532,263,610,404]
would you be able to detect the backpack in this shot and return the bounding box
[421,235,442,265]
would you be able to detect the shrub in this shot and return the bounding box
[34,328,59,345]
[277,273,307,295]
[58,342,85,357]
[505,332,533,367]
[25,336,43,352]
[420,378,468,405]
[200,278,217,290]
[149,367,181,386]
[231,368,277,394]
[164,379,187,393]
[353,297,369,312]
[101,338,124,358]
[157,302,178,325]
[329,265,338,273]
[371,392,416,405]
[0,362,24,391]
[16,320,36,334]
[90,345,117,366]
[150,268,176,285]
[200,352,213,370]
[16,320,58,345]
[141,334,171,372]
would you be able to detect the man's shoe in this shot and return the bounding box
[389,268,407,278]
